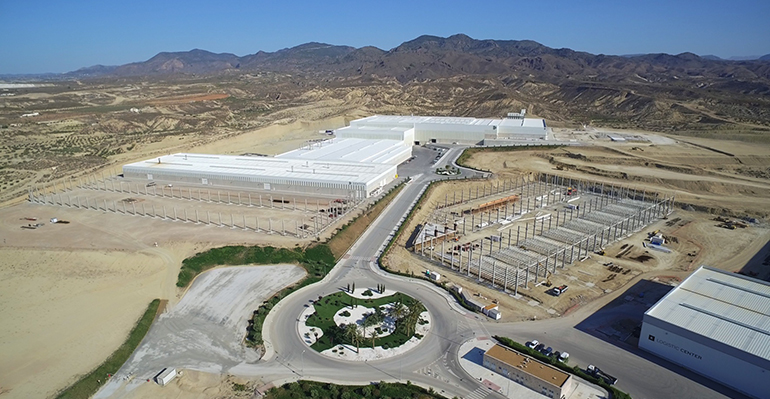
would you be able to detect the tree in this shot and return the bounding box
[370,330,379,349]
[406,300,424,335]
[344,323,362,353]
[389,298,406,320]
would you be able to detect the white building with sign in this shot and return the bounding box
[639,266,770,399]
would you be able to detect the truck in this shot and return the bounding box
[552,285,569,296]
[154,367,177,386]
[587,364,618,385]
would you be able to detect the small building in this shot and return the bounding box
[483,344,574,398]
[154,367,177,386]
[639,266,770,399]
[483,305,502,320]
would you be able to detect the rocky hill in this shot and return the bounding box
[57,34,770,132]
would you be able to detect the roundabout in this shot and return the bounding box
[298,288,431,361]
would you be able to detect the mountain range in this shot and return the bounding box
[65,34,770,85]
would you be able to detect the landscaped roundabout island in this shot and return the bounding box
[298,287,431,361]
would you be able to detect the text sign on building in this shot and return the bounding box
[648,334,703,360]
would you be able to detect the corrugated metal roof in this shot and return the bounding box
[123,153,394,185]
[646,266,770,361]
[276,138,410,165]
[353,114,546,128]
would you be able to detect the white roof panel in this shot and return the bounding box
[645,266,770,361]
[123,153,394,185]
[353,114,545,129]
[276,138,410,165]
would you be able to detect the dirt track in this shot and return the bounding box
[94,265,306,399]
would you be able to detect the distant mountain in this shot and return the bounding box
[57,34,770,83]
[760,54,770,61]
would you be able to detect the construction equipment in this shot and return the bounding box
[552,285,569,296]
[545,271,553,287]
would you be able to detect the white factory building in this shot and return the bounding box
[639,266,770,399]
[336,110,547,145]
[122,151,399,199]
[122,111,546,198]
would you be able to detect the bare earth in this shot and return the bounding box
[0,101,769,399]
[95,265,306,399]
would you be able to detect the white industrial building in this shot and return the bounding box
[337,110,547,145]
[122,152,398,199]
[639,266,770,399]
[276,138,411,165]
[121,110,545,198]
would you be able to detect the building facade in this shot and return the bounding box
[338,113,548,145]
[639,266,770,399]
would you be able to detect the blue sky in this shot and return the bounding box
[1,0,769,74]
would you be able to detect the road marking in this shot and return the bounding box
[465,387,490,399]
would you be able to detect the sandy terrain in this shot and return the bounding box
[384,136,770,324]
[95,265,305,399]
[0,115,353,398]
[0,247,172,399]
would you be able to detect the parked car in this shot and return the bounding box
[543,346,554,357]
[534,343,546,352]
[526,340,539,349]
[557,351,570,362]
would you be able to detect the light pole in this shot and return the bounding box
[301,349,305,375]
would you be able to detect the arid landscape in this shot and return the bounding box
[1,33,769,399]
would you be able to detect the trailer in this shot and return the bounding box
[154,367,177,386]
[587,364,617,385]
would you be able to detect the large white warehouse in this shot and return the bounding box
[276,138,411,165]
[639,266,770,399]
[122,152,397,199]
[337,111,547,145]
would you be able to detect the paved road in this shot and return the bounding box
[248,145,740,399]
[101,145,739,399]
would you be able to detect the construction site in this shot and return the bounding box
[409,173,674,299]
[24,169,367,239]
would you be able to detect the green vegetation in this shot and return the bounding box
[375,179,479,313]
[326,182,405,258]
[244,245,336,347]
[178,245,314,287]
[265,380,449,399]
[55,299,161,399]
[494,336,632,399]
[177,180,406,347]
[306,291,425,352]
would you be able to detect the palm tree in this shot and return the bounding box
[344,323,362,353]
[389,298,407,320]
[370,330,379,349]
[406,300,424,335]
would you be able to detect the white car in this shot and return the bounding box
[558,351,570,362]
[526,340,539,349]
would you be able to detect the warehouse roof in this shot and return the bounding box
[645,266,770,361]
[485,345,570,387]
[276,138,410,164]
[123,153,394,185]
[353,114,545,128]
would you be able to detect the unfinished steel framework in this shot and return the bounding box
[26,172,364,238]
[414,173,674,295]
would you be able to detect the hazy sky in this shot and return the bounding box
[1,0,769,74]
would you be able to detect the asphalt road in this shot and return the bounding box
[101,145,740,399]
[247,146,740,399]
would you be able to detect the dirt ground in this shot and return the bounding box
[0,114,362,399]
[2,89,769,399]
[95,265,306,399]
[384,134,770,323]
